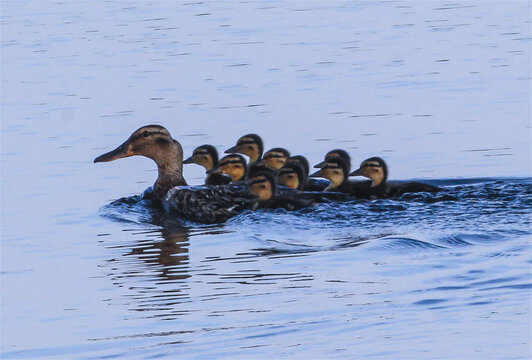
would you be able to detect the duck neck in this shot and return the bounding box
[153,141,187,200]
[324,174,346,191]
[370,173,386,188]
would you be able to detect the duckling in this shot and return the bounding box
[257,147,291,170]
[286,155,328,191]
[309,156,370,197]
[278,162,306,190]
[225,134,264,164]
[207,154,248,183]
[286,155,310,178]
[94,125,256,224]
[183,145,231,185]
[349,157,442,198]
[249,171,313,211]
[314,149,352,173]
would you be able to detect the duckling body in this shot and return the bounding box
[183,145,232,185]
[349,157,442,199]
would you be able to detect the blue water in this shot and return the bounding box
[2,1,531,359]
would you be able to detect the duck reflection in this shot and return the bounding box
[124,220,191,282]
[102,199,195,319]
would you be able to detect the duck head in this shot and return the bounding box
[349,157,388,187]
[286,155,310,177]
[309,156,348,191]
[207,154,247,182]
[94,125,186,200]
[225,134,263,163]
[183,144,219,171]
[314,149,351,173]
[278,162,306,190]
[257,147,291,170]
[249,171,276,201]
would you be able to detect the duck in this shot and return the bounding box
[286,155,328,191]
[277,162,306,190]
[183,144,232,185]
[314,149,352,173]
[225,134,264,164]
[206,154,248,183]
[349,157,442,198]
[94,125,258,224]
[309,156,371,197]
[248,170,314,211]
[256,147,291,170]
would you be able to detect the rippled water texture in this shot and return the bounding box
[2,1,531,359]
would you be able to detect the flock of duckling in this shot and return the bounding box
[94,125,441,223]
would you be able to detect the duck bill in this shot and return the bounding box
[313,160,325,169]
[206,166,222,175]
[309,169,322,178]
[349,168,362,177]
[224,145,238,154]
[94,140,133,163]
[183,155,194,164]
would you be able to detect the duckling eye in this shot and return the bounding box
[260,184,266,189]
[142,131,151,137]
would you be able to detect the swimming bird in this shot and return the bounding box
[225,134,264,164]
[183,145,231,185]
[277,162,306,190]
[314,149,352,173]
[207,154,248,183]
[349,157,442,198]
[248,170,314,211]
[286,155,328,191]
[94,125,256,223]
[257,147,291,170]
[309,156,370,197]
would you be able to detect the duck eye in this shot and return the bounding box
[142,131,151,137]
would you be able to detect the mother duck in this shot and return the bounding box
[94,125,256,223]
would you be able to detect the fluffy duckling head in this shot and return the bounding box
[258,147,291,170]
[225,134,263,163]
[314,149,351,173]
[207,154,248,182]
[183,144,218,171]
[278,163,306,190]
[286,155,310,177]
[249,171,277,201]
[309,156,348,191]
[349,157,388,187]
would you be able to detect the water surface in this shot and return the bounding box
[1,1,531,359]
